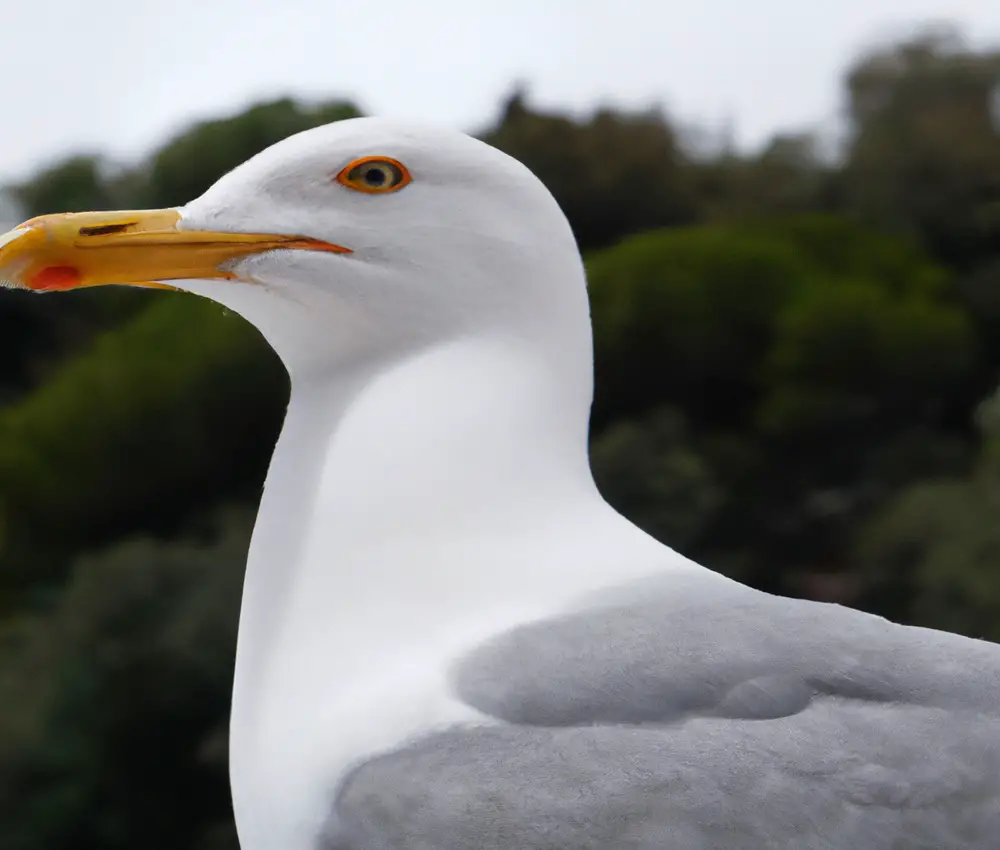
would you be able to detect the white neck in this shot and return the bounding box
[231,331,601,673]
[228,332,674,848]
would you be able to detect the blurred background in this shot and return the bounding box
[2,2,1000,848]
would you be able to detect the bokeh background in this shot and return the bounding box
[3,3,1000,849]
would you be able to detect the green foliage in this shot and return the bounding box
[841,26,1000,394]
[14,157,115,217]
[589,222,804,428]
[859,477,1000,641]
[483,89,698,251]
[142,98,362,208]
[0,510,250,850]
[592,408,723,552]
[763,279,974,434]
[695,133,837,222]
[858,390,1000,638]
[588,214,971,432]
[0,286,153,409]
[587,213,975,588]
[844,28,1000,269]
[0,294,286,600]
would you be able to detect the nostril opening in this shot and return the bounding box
[79,222,135,237]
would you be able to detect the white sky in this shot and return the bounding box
[1,0,999,181]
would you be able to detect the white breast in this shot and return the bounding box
[229,616,496,850]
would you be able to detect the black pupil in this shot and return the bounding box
[363,166,387,187]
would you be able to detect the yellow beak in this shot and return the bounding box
[0,208,349,292]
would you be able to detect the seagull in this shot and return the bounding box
[2,117,1000,850]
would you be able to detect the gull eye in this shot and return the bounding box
[336,157,411,194]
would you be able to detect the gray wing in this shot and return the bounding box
[453,572,1000,725]
[326,574,1000,849]
[330,708,1000,850]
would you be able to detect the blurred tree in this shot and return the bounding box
[14,156,115,217]
[0,294,286,604]
[587,215,976,591]
[141,98,362,208]
[695,133,839,223]
[842,27,1000,398]
[587,214,970,426]
[587,220,804,429]
[591,407,723,553]
[843,26,1000,269]
[0,509,250,850]
[858,476,1000,639]
[858,388,1000,639]
[481,88,698,251]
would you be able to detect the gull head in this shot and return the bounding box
[0,118,590,380]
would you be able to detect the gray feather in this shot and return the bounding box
[327,705,1000,849]
[452,574,1000,725]
[324,574,1000,848]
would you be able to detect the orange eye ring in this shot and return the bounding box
[335,156,411,194]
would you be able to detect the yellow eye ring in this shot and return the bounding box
[336,157,411,194]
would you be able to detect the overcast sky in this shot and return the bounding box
[1,0,999,182]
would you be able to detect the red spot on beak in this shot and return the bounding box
[30,266,82,291]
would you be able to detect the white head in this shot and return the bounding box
[187,119,594,390]
[0,117,593,395]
